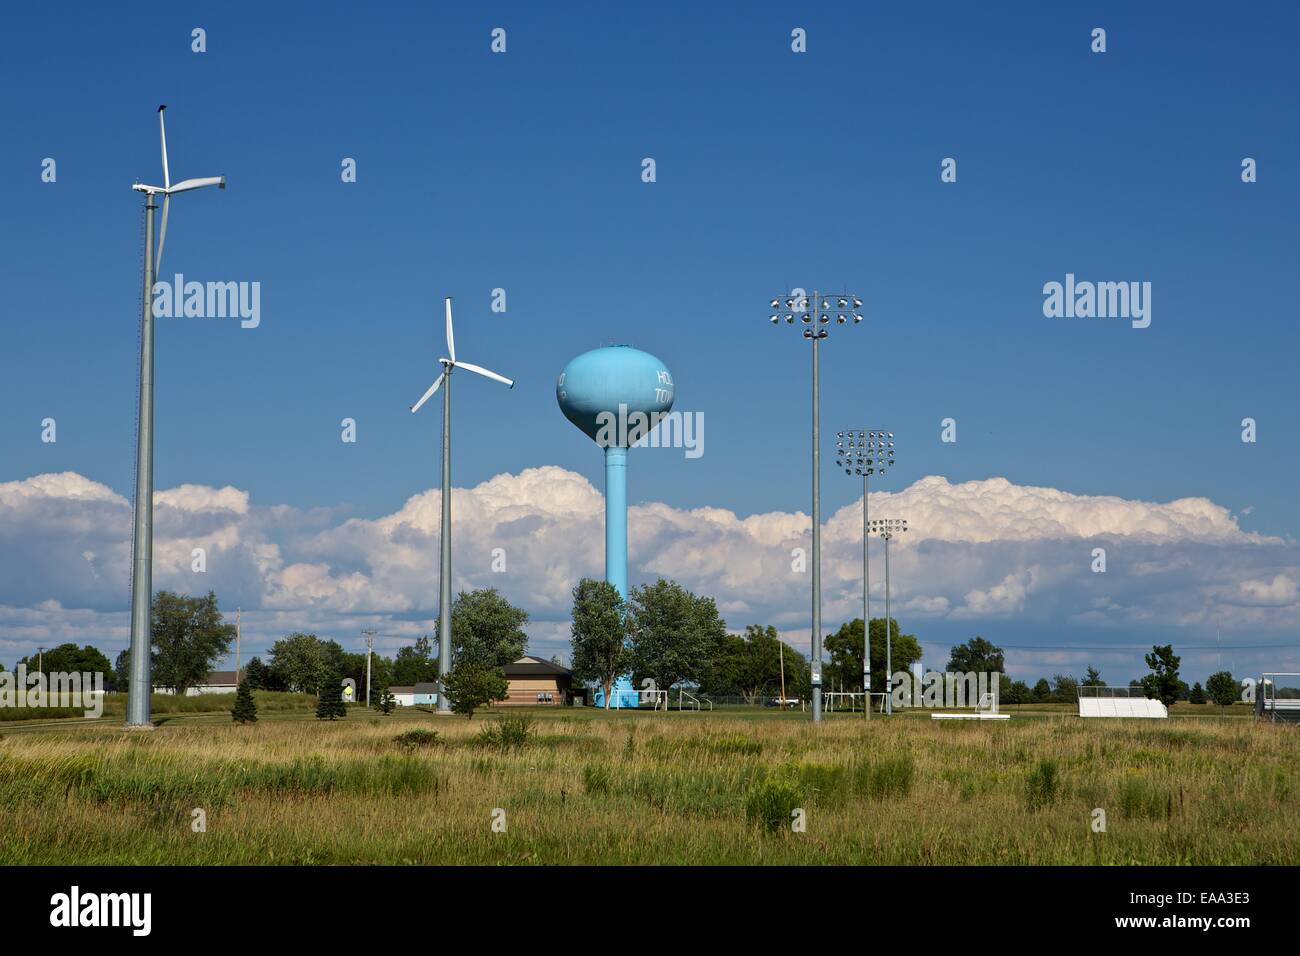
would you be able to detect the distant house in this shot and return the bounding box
[154,670,239,696]
[413,682,440,706]
[502,656,572,706]
[388,685,416,707]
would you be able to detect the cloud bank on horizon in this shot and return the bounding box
[2,467,1297,679]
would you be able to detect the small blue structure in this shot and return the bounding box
[558,346,674,708]
[592,676,640,709]
[413,681,440,706]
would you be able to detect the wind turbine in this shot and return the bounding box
[125,106,225,728]
[410,296,514,712]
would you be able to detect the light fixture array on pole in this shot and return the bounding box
[868,516,908,715]
[836,429,895,718]
[769,290,863,723]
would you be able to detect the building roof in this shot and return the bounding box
[388,685,415,694]
[413,682,439,694]
[503,655,571,677]
[203,671,239,685]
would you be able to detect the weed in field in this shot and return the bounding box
[746,776,803,833]
[583,762,612,796]
[854,754,915,800]
[476,714,534,750]
[1024,758,1059,810]
[1118,777,1171,820]
[393,729,441,751]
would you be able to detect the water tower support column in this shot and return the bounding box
[604,445,629,598]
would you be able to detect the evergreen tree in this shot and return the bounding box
[315,666,347,720]
[373,675,395,715]
[1189,682,1207,705]
[231,677,258,723]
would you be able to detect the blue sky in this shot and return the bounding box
[2,1,1298,683]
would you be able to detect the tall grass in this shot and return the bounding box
[0,709,1296,864]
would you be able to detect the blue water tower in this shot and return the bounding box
[557,346,674,707]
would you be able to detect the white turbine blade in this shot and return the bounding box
[158,106,170,189]
[456,361,514,389]
[444,297,455,363]
[167,176,225,194]
[409,372,445,413]
[155,193,170,273]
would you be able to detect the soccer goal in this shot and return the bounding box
[825,691,865,712]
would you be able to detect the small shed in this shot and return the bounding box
[388,685,415,707]
[413,682,440,706]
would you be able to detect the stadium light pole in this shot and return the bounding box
[868,517,908,715]
[836,429,895,718]
[769,290,863,722]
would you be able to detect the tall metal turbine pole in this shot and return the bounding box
[125,106,225,728]
[769,290,863,722]
[869,517,908,715]
[409,296,514,715]
[836,429,895,717]
[438,363,453,712]
[126,190,157,728]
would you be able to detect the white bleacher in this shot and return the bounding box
[1078,690,1167,719]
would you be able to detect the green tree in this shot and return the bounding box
[1141,644,1182,707]
[269,633,330,693]
[1081,666,1103,687]
[392,635,439,685]
[1053,674,1080,704]
[1031,678,1052,703]
[701,625,788,703]
[443,589,529,669]
[568,578,629,710]
[374,671,396,715]
[626,578,728,692]
[822,617,922,697]
[1188,682,1207,705]
[150,591,236,696]
[16,643,113,679]
[946,636,1005,674]
[113,649,130,691]
[1001,677,1032,705]
[442,661,508,718]
[1206,670,1237,709]
[315,664,347,720]
[231,677,258,723]
[242,657,274,690]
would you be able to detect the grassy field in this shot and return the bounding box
[0,698,1295,865]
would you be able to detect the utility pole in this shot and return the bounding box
[362,628,377,708]
[779,640,787,710]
